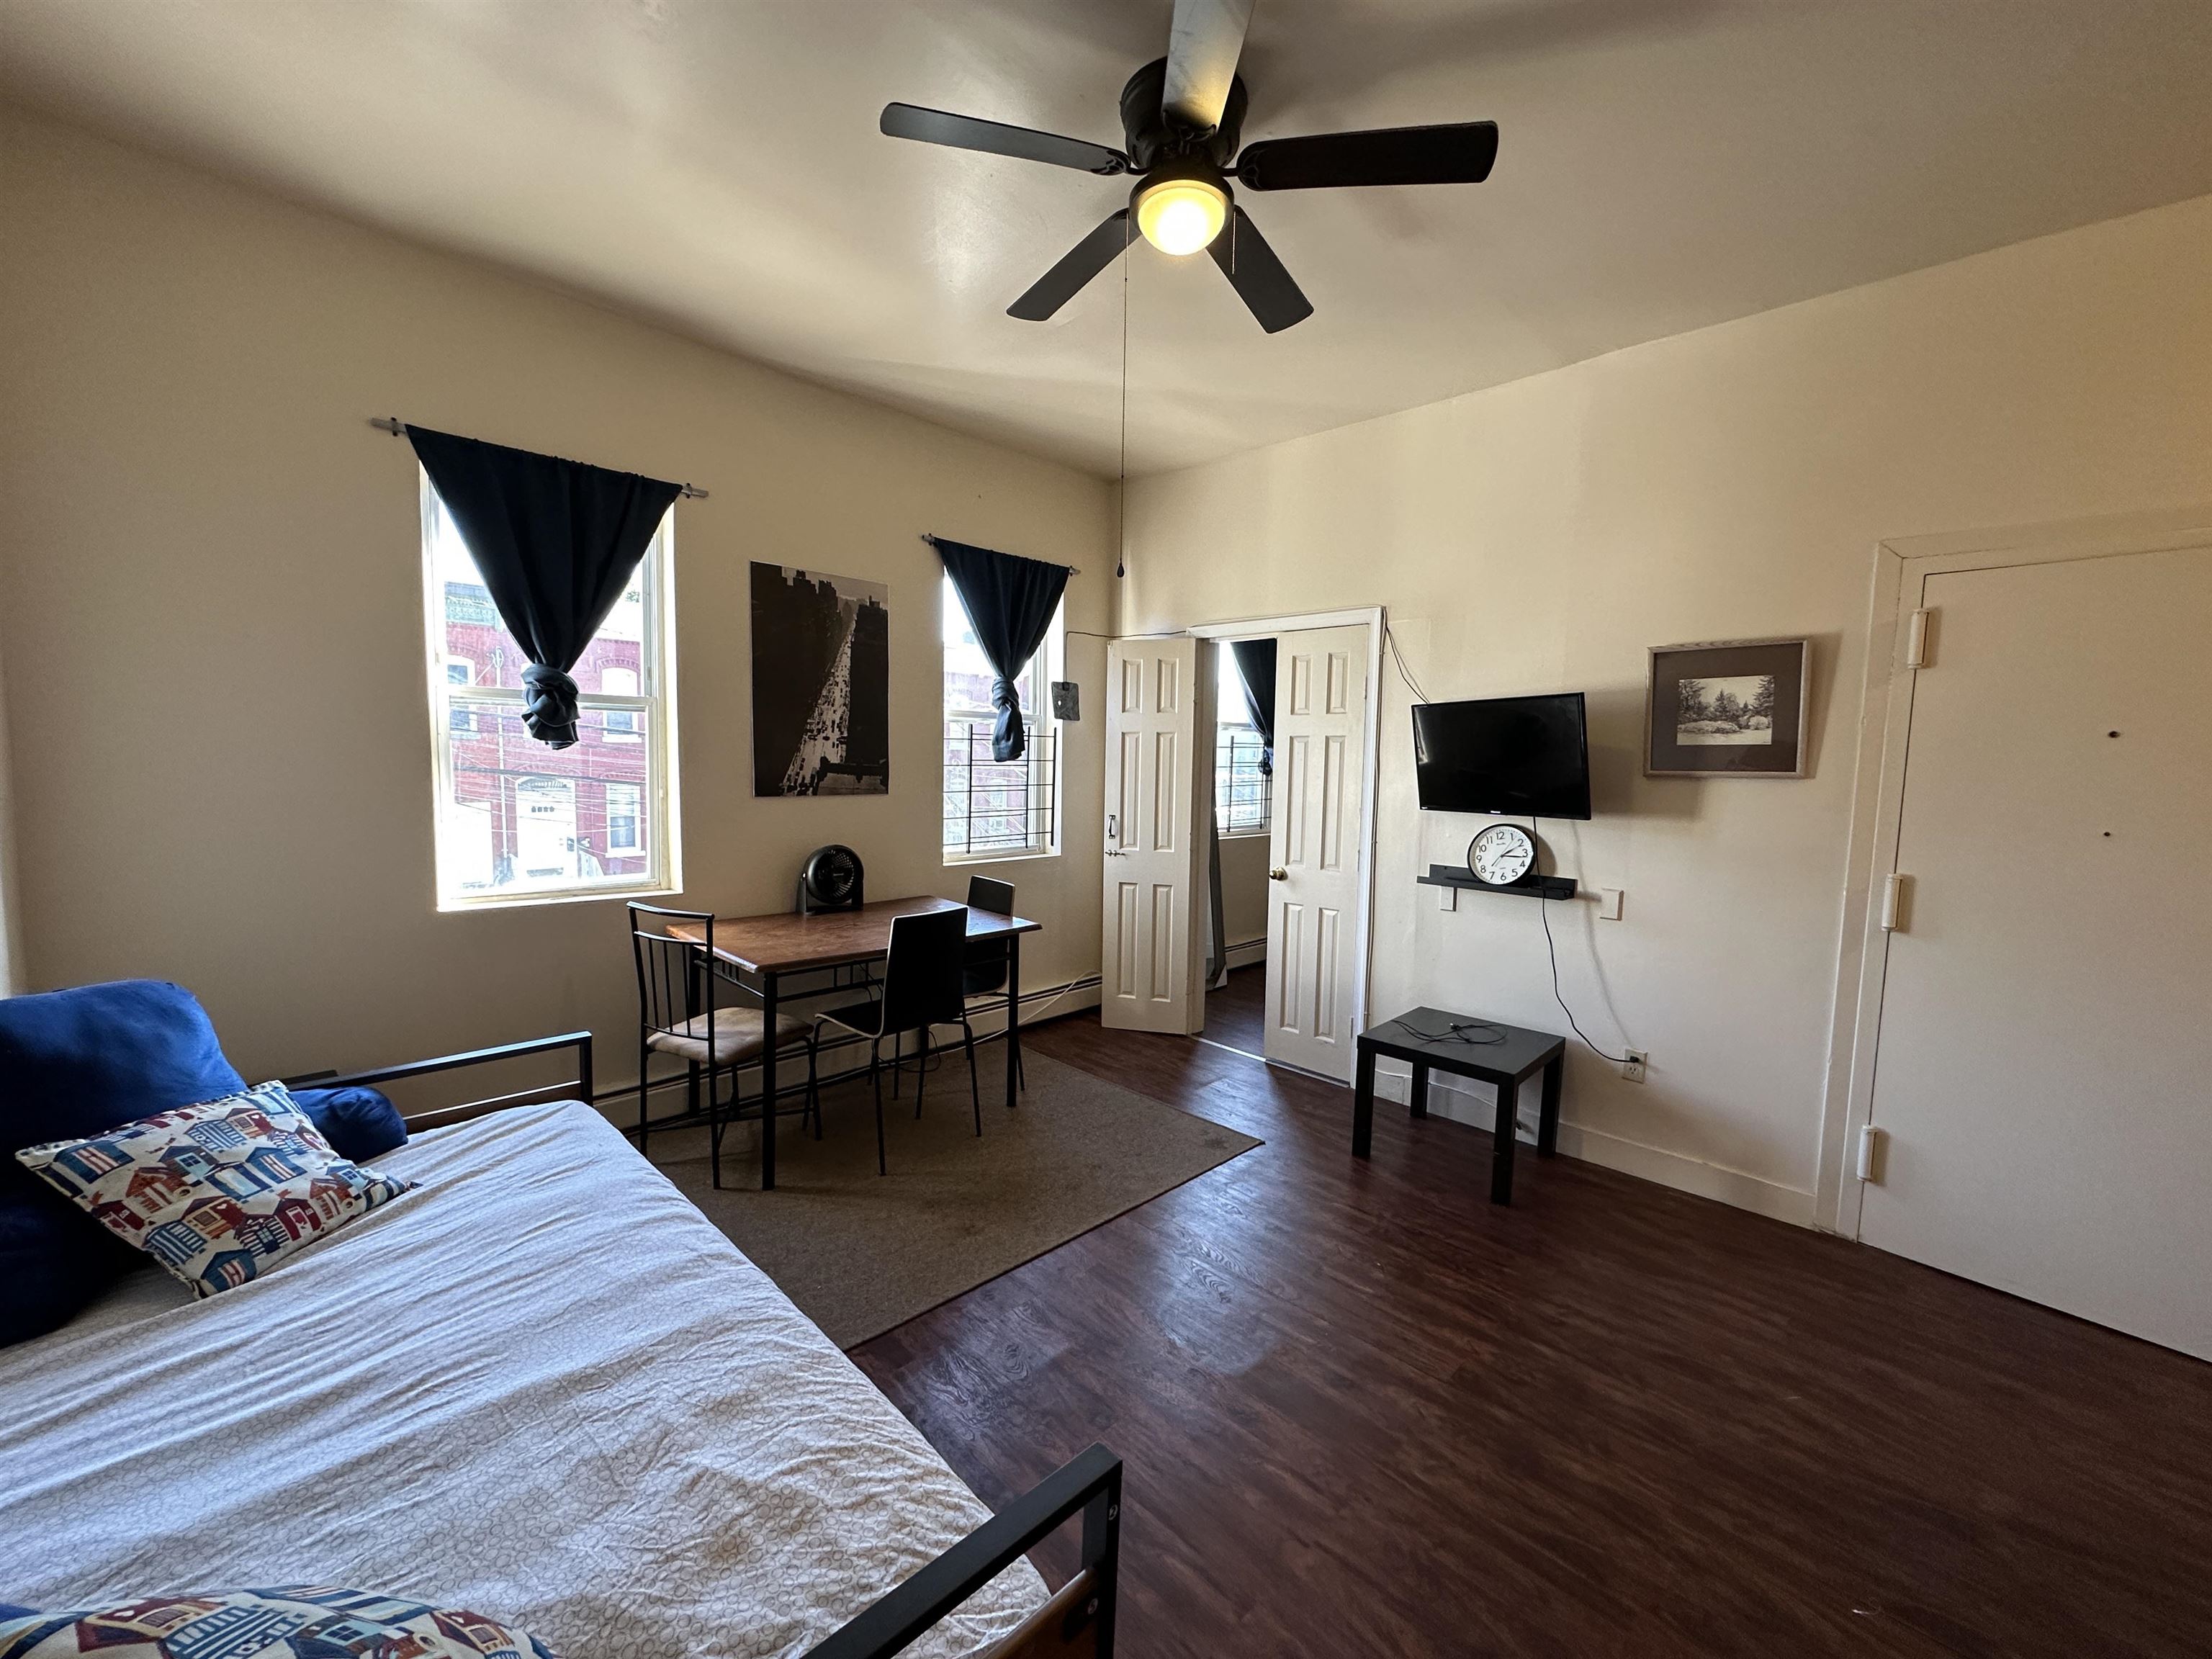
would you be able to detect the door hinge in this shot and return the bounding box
[1879,871,1909,932]
[1856,1124,1884,1183]
[1904,608,1933,670]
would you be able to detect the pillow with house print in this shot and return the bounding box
[14,1081,411,1298]
[0,1586,559,1658]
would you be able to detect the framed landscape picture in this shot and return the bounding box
[1645,637,1810,777]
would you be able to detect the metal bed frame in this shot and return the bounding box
[290,1030,1123,1659]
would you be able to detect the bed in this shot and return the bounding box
[0,1068,1118,1659]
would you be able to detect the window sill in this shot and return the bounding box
[436,881,678,914]
[943,848,1060,869]
[1218,827,1273,841]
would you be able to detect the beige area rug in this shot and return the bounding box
[647,1048,1262,1349]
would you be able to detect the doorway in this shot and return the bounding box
[1827,517,2212,1359]
[1204,637,1275,1060]
[1196,612,1380,1084]
[1099,611,1381,1079]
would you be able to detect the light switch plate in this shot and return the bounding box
[1438,884,1458,912]
[1597,887,1624,921]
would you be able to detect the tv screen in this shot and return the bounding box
[1412,693,1592,819]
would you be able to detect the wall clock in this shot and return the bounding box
[1467,824,1537,887]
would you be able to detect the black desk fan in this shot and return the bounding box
[797,845,865,914]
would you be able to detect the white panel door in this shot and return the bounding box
[1263,625,1369,1082]
[1861,544,2212,1359]
[1102,637,1206,1034]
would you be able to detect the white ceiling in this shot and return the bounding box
[5,1,2211,477]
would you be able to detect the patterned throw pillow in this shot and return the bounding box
[0,1587,559,1658]
[13,1082,412,1299]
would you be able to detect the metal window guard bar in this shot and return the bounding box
[945,721,1057,858]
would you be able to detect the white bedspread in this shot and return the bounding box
[0,1102,1045,1657]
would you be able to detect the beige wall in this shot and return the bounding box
[1125,192,2212,1222]
[0,631,20,998]
[0,111,1112,1087]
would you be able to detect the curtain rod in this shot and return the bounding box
[369,418,709,500]
[919,534,1079,577]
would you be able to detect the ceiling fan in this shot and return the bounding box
[880,0,1498,333]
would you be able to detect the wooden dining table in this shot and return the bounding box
[668,896,1040,1190]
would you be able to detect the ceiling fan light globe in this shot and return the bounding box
[1135,177,1228,256]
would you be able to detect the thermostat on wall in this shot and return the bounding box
[1051,680,1080,721]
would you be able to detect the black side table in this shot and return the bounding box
[1352,1009,1567,1204]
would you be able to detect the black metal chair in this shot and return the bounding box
[814,906,981,1175]
[961,876,1024,1092]
[628,904,819,1188]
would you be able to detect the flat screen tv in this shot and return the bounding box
[1412,693,1592,819]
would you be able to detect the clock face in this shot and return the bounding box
[1470,824,1537,886]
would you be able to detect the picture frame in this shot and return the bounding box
[750,562,891,797]
[1645,637,1810,778]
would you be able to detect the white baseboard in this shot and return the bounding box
[1220,938,1267,971]
[1371,1065,1816,1229]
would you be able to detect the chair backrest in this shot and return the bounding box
[629,904,713,1040]
[966,876,1015,915]
[879,906,972,1034]
[961,877,1015,994]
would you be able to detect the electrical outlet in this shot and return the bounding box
[1621,1050,1647,1084]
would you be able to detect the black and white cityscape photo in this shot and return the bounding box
[750,562,890,796]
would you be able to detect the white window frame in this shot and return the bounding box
[942,572,1062,866]
[420,471,681,909]
[1215,723,1272,838]
[1213,646,1272,837]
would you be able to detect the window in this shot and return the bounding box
[445,658,475,732]
[601,667,640,742]
[421,475,678,907]
[1215,648,1271,835]
[605,782,642,855]
[943,572,1061,861]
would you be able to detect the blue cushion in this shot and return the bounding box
[292,1085,408,1162]
[1,980,248,1346]
[0,1200,139,1345]
[0,1604,33,1620]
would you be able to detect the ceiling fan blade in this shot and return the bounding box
[1236,121,1498,190]
[1164,0,1254,134]
[1008,211,1134,321]
[881,103,1128,175]
[1207,207,1313,333]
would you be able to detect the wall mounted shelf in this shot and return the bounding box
[1417,863,1578,902]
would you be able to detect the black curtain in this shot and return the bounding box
[1230,638,1278,775]
[930,535,1071,762]
[408,426,681,748]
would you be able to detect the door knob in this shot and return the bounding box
[1269,866,1288,881]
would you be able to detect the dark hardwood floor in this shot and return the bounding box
[1201,962,1267,1056]
[851,1012,2212,1658]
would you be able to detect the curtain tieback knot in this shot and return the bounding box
[989,676,1026,763]
[521,663,582,749]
